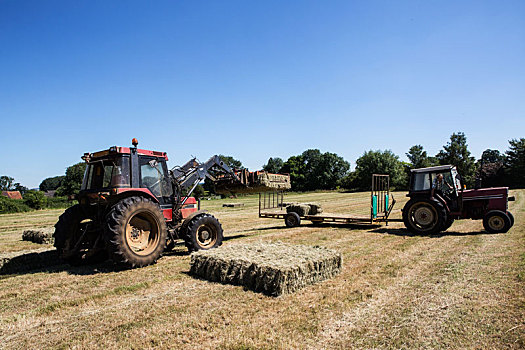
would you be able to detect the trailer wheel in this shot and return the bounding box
[105,196,167,268]
[285,212,301,227]
[483,211,511,233]
[183,214,223,252]
[507,211,514,228]
[403,199,446,235]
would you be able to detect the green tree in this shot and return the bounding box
[350,150,407,190]
[218,155,243,169]
[23,190,47,210]
[281,149,349,191]
[39,175,65,192]
[477,149,505,188]
[480,149,504,164]
[0,176,15,191]
[436,132,476,187]
[13,183,29,195]
[406,145,436,169]
[505,138,525,188]
[56,162,87,196]
[262,157,284,173]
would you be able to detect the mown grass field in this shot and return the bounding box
[0,190,523,349]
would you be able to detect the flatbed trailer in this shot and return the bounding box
[259,174,403,227]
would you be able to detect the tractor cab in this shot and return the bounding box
[409,165,462,210]
[79,143,173,207]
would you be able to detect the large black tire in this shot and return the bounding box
[483,211,511,234]
[284,212,301,228]
[443,217,455,231]
[183,213,223,252]
[507,211,515,228]
[403,198,447,235]
[105,196,167,268]
[54,204,106,265]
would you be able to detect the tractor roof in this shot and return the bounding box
[411,165,455,173]
[85,146,168,161]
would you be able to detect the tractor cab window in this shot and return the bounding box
[411,173,431,191]
[82,156,130,190]
[140,158,173,198]
[430,171,456,195]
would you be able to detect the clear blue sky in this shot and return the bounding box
[1,0,524,188]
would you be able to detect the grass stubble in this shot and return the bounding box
[0,190,522,349]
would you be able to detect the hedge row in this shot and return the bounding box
[0,194,72,214]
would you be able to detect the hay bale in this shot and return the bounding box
[22,228,54,244]
[286,204,310,216]
[305,202,323,215]
[189,242,342,296]
[222,203,244,208]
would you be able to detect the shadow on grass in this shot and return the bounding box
[371,227,491,238]
[255,223,383,231]
[0,249,128,277]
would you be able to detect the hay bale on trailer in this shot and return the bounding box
[305,202,323,215]
[286,204,311,216]
[286,202,324,216]
[215,171,291,194]
[189,242,342,296]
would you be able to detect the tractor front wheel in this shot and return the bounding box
[507,211,515,228]
[105,196,167,268]
[483,211,511,233]
[403,199,446,235]
[183,214,223,252]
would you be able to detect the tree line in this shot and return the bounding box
[2,133,524,208]
[260,132,524,191]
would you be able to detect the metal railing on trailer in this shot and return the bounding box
[258,174,399,227]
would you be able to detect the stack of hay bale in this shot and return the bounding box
[286,202,323,216]
[215,171,291,194]
[22,228,54,244]
[190,242,342,296]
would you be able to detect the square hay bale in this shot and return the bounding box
[22,228,54,244]
[222,203,244,208]
[286,204,310,216]
[305,202,323,215]
[189,242,342,296]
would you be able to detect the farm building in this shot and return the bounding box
[1,191,23,200]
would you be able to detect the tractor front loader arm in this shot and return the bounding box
[170,155,243,202]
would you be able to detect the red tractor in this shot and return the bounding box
[54,139,241,267]
[403,165,515,234]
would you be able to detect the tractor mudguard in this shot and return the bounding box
[180,210,208,233]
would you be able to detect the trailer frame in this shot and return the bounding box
[258,174,401,227]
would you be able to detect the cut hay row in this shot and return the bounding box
[189,242,342,296]
[22,228,54,244]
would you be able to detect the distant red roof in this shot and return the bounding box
[1,191,23,200]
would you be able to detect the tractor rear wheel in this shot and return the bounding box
[483,211,511,233]
[403,199,447,235]
[183,214,223,252]
[443,217,455,231]
[54,204,106,265]
[105,196,167,268]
